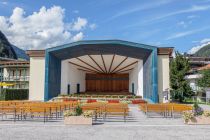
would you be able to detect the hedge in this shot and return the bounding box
[0,89,29,100]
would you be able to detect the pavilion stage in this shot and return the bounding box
[76,91,132,96]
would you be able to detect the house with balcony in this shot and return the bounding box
[0,60,29,89]
[185,64,210,93]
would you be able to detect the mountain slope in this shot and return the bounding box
[194,44,210,57]
[0,31,28,60]
[11,45,29,60]
[0,31,17,59]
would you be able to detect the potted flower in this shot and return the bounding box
[183,111,210,124]
[183,103,210,124]
[64,106,93,125]
[183,111,194,124]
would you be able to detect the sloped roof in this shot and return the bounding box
[0,60,29,67]
[26,40,173,57]
[198,64,210,70]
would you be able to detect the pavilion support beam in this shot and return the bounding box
[69,61,99,73]
[114,61,138,73]
[111,57,128,73]
[118,68,134,73]
[76,57,102,73]
[101,55,107,73]
[88,55,105,73]
[108,54,115,73]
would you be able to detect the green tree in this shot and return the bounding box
[170,52,193,102]
[197,69,210,90]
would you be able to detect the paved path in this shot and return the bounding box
[0,105,210,140]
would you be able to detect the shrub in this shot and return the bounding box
[0,89,28,100]
[127,95,134,99]
[134,96,142,99]
[63,98,78,102]
[183,111,194,122]
[112,95,118,98]
[193,102,203,115]
[119,95,125,98]
[203,111,210,117]
[83,110,94,118]
[121,100,131,104]
[63,110,76,117]
[75,106,83,116]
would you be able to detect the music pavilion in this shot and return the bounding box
[27,40,173,103]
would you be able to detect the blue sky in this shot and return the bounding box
[0,0,210,52]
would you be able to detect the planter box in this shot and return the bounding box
[186,116,210,125]
[64,116,92,125]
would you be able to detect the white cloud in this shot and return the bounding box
[200,38,210,44]
[0,6,90,50]
[71,17,88,31]
[188,38,210,54]
[1,1,7,5]
[169,5,209,18]
[147,5,210,23]
[166,26,210,40]
[89,23,97,30]
[188,41,210,54]
[108,0,173,20]
[72,32,84,42]
[177,21,187,28]
[177,20,193,28]
[187,15,199,19]
[122,5,208,29]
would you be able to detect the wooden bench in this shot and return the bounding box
[139,103,193,118]
[0,101,79,122]
[104,103,129,122]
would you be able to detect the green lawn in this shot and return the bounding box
[184,98,210,106]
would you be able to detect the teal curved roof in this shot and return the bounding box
[46,40,157,52]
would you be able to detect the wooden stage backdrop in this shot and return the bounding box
[86,73,129,92]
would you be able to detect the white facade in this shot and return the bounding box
[0,63,29,89]
[129,60,143,96]
[158,55,170,102]
[29,57,45,101]
[60,60,86,94]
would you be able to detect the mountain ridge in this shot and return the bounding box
[193,43,210,57]
[0,31,28,60]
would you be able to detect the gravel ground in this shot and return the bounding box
[0,124,210,140]
[0,105,210,140]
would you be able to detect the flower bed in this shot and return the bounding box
[108,100,119,103]
[183,103,210,125]
[186,116,210,125]
[64,106,93,125]
[87,99,97,103]
[132,100,147,104]
[63,98,78,102]
[64,116,92,125]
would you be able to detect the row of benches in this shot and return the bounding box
[139,103,193,118]
[0,101,78,122]
[0,101,193,123]
[81,102,129,121]
[0,101,129,122]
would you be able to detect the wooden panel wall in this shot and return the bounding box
[86,73,129,92]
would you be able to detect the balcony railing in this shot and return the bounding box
[1,76,29,81]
